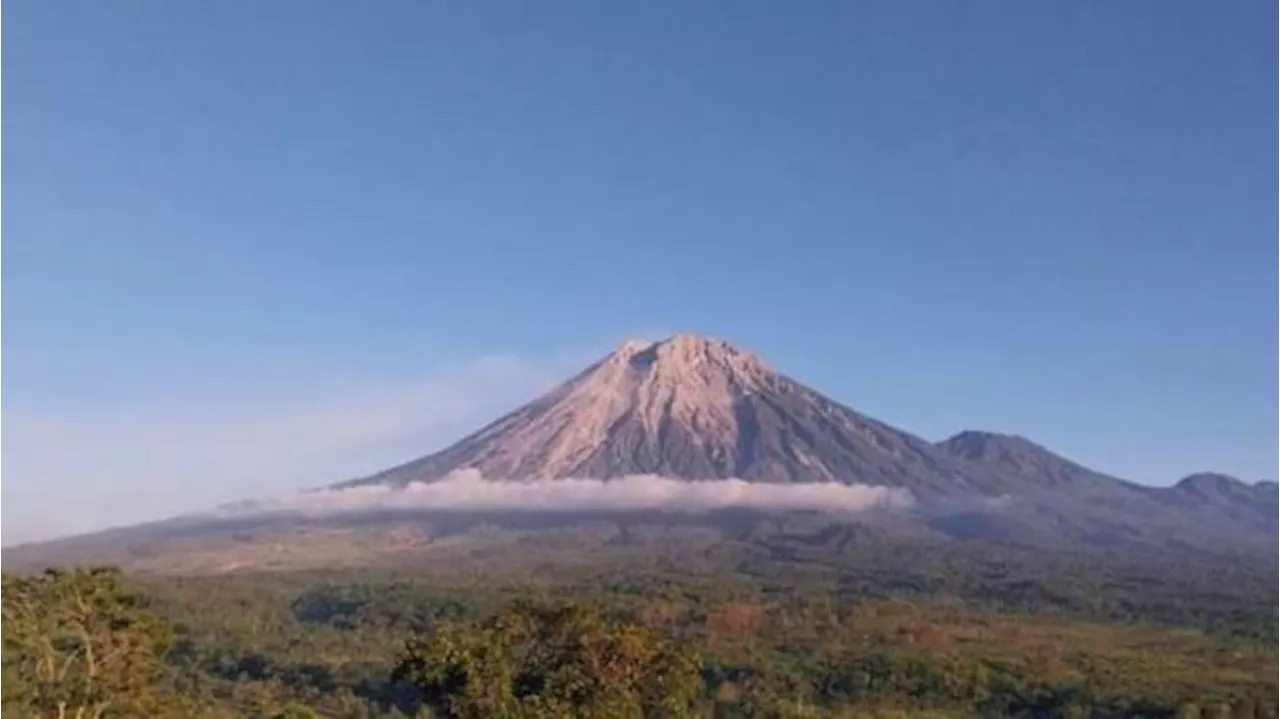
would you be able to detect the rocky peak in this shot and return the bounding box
[1174,472,1252,499]
[601,334,773,395]
[613,333,765,367]
[935,430,1130,491]
[937,431,1036,461]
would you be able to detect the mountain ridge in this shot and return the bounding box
[4,333,1274,566]
[334,333,1274,552]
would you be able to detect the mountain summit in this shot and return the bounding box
[344,334,999,494]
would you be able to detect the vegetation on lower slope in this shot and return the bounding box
[4,532,1276,718]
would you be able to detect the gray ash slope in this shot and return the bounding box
[339,334,1273,555]
[345,335,1016,496]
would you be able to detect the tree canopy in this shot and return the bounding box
[2,567,182,718]
[393,601,701,718]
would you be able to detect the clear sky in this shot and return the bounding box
[4,0,1275,544]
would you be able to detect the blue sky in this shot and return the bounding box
[4,0,1275,543]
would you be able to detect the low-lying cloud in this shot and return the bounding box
[219,469,914,518]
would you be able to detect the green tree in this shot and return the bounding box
[393,601,702,718]
[2,567,181,718]
[272,702,322,719]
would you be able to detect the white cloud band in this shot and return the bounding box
[220,469,914,517]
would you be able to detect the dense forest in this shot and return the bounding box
[3,528,1277,718]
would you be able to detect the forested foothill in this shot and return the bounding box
[4,527,1276,718]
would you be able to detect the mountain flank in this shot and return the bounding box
[330,334,1273,555]
[346,335,1004,497]
[4,333,1274,568]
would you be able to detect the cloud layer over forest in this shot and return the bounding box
[220,469,914,517]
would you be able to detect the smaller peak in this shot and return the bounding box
[616,338,658,357]
[1174,473,1274,505]
[941,430,1033,447]
[611,338,662,371]
[945,430,1000,443]
[1175,472,1245,490]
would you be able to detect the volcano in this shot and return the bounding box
[342,334,1000,497]
[327,333,1273,552]
[4,334,1275,571]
